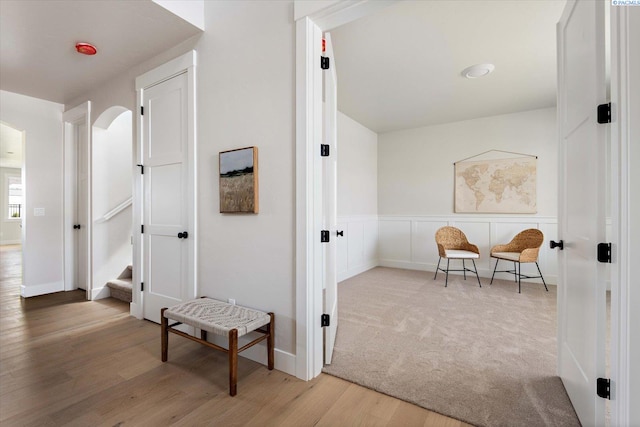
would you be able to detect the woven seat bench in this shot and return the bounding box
[161,297,274,396]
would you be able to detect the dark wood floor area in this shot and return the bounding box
[0,244,468,426]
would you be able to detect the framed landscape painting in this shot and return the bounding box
[219,146,258,213]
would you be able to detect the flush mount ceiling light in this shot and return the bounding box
[75,42,97,55]
[461,63,495,79]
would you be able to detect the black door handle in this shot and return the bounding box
[178,231,189,239]
[550,240,564,250]
[73,224,81,230]
[336,230,344,237]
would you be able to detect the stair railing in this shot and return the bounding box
[95,197,132,223]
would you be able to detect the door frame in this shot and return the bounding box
[294,0,396,380]
[63,101,92,299]
[609,5,636,425]
[132,50,197,319]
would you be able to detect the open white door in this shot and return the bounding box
[322,33,338,364]
[137,52,196,324]
[557,1,608,426]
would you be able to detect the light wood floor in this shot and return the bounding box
[0,245,469,426]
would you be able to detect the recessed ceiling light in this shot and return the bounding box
[75,42,97,55]
[461,63,495,79]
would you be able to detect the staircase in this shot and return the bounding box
[106,265,133,302]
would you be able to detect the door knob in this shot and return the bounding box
[178,231,189,239]
[73,224,81,230]
[336,230,344,237]
[550,240,564,250]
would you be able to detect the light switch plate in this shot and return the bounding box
[34,208,45,216]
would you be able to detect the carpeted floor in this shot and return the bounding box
[323,267,580,427]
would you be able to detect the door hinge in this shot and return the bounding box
[597,377,610,399]
[321,314,330,327]
[321,230,330,243]
[141,282,144,292]
[597,242,611,263]
[137,164,144,174]
[141,224,144,234]
[321,144,330,157]
[597,103,611,124]
[321,56,330,70]
[140,106,144,116]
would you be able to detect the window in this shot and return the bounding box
[7,175,22,219]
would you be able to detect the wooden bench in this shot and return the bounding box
[161,297,274,396]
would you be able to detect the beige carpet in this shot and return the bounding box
[323,267,580,427]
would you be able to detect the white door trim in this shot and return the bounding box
[133,50,197,319]
[63,101,92,298]
[609,5,635,426]
[294,0,396,380]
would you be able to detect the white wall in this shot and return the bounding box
[0,167,22,244]
[336,111,378,281]
[337,111,378,216]
[197,1,295,360]
[92,110,133,299]
[376,108,558,283]
[0,90,64,297]
[378,107,558,216]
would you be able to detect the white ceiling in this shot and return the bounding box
[330,0,566,133]
[0,0,202,105]
[0,0,566,144]
[0,0,202,169]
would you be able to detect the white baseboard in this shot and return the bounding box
[91,286,111,300]
[207,333,296,377]
[338,260,378,282]
[21,280,64,298]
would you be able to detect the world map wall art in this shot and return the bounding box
[454,155,537,213]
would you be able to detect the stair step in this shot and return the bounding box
[106,278,132,303]
[107,278,132,291]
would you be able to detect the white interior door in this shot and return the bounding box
[141,71,192,323]
[557,1,607,425]
[74,122,89,295]
[323,33,338,364]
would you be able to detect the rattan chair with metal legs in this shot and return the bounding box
[434,226,482,287]
[489,228,548,293]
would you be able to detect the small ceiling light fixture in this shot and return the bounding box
[461,63,495,79]
[75,42,97,56]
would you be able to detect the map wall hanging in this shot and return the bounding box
[454,151,537,214]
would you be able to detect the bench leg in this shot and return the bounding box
[268,313,275,370]
[229,329,238,396]
[161,308,168,362]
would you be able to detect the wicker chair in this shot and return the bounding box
[489,228,548,293]
[434,226,482,287]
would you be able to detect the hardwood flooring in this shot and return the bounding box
[0,245,469,426]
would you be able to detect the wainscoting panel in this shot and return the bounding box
[411,220,448,267]
[337,216,378,282]
[379,216,558,284]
